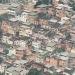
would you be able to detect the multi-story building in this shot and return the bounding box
[0,0,18,3]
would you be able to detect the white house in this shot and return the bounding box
[32,0,38,5]
[32,41,41,51]
[19,12,29,23]
[0,64,5,73]
[7,48,16,56]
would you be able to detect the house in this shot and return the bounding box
[7,48,16,56]
[36,4,49,13]
[69,53,75,67]
[44,52,69,69]
[37,12,49,26]
[58,56,68,69]
[48,7,54,17]
[7,26,14,35]
[0,9,8,15]
[0,64,5,73]
[19,25,32,37]
[52,0,60,6]
[56,52,69,68]
[28,12,38,24]
[16,12,29,23]
[39,19,48,26]
[0,0,18,3]
[71,48,75,53]
[8,10,16,16]
[32,40,41,51]
[2,35,13,45]
[49,18,58,23]
[0,46,4,53]
[14,40,26,47]
[2,35,9,44]
[5,65,29,75]
[44,56,58,68]
[46,40,56,52]
[1,20,10,33]
[56,4,67,19]
[32,0,38,5]
[15,47,27,59]
[71,15,75,26]
[25,53,38,62]
[1,21,14,34]
[13,60,28,65]
[72,72,75,75]
[56,9,65,19]
[49,18,58,28]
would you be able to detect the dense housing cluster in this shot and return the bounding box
[0,0,75,75]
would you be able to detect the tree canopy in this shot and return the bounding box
[39,0,50,5]
[27,68,43,75]
[69,0,75,11]
[4,48,9,55]
[52,47,65,54]
[0,72,4,75]
[34,0,52,8]
[65,31,71,40]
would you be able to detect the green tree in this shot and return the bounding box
[4,49,9,55]
[69,0,75,11]
[41,0,50,5]
[34,0,52,8]
[27,68,43,75]
[65,32,71,40]
[0,72,4,75]
[52,47,65,55]
[45,31,55,38]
